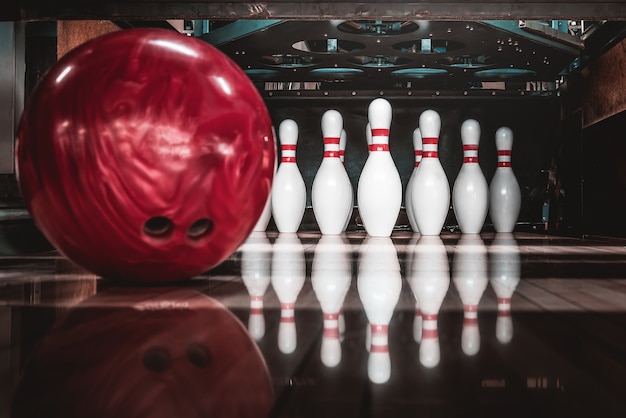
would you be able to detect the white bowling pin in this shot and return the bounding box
[452,234,488,356]
[312,111,354,235]
[312,235,352,367]
[340,129,354,232]
[358,237,401,383]
[357,98,402,237]
[489,232,521,344]
[489,127,521,233]
[271,119,306,233]
[452,119,489,234]
[253,197,272,232]
[253,127,278,232]
[405,128,423,233]
[271,233,306,354]
[407,235,450,368]
[411,110,450,236]
[240,232,272,340]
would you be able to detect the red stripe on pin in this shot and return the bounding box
[371,324,388,334]
[370,344,389,353]
[463,144,479,151]
[324,151,340,158]
[281,144,297,151]
[464,305,478,313]
[371,144,389,152]
[497,150,512,156]
[323,328,340,338]
[324,137,340,144]
[324,313,339,321]
[281,316,295,323]
[423,151,439,158]
[415,150,423,156]
[281,156,295,163]
[464,156,478,163]
[422,329,438,339]
[414,162,420,167]
[371,128,389,136]
[464,317,478,325]
[497,298,511,304]
[498,162,512,167]
[498,309,511,316]
[422,137,438,144]
[250,308,263,315]
[422,314,438,321]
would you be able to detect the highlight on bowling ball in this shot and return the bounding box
[11,287,274,418]
[15,28,275,283]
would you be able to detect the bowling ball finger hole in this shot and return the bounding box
[186,343,212,368]
[143,217,173,238]
[142,346,172,373]
[187,218,213,240]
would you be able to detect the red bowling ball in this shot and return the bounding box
[16,28,275,282]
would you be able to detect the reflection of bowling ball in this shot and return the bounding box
[12,287,274,418]
[16,28,275,282]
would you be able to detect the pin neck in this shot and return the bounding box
[280,144,297,163]
[497,149,512,168]
[323,136,341,158]
[414,150,422,166]
[421,137,439,159]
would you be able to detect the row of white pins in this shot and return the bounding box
[258,98,521,237]
[240,232,520,384]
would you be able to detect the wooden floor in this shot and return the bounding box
[1,231,625,417]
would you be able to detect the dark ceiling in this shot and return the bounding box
[201,19,589,98]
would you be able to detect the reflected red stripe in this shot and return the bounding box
[370,144,389,152]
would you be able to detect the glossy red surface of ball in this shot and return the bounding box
[16,28,275,282]
[11,287,274,418]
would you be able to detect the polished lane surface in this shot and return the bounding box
[1,231,625,417]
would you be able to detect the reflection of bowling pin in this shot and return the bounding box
[240,232,272,340]
[452,119,489,234]
[358,237,401,383]
[312,235,352,367]
[272,119,306,233]
[489,127,521,233]
[404,234,422,342]
[452,235,488,356]
[357,99,402,237]
[340,129,353,232]
[489,233,521,344]
[405,128,422,233]
[271,233,305,354]
[407,235,450,368]
[312,111,353,235]
[412,110,450,236]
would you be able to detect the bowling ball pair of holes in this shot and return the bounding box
[142,343,212,373]
[143,217,213,241]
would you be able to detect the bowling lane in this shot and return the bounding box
[1,231,625,417]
